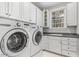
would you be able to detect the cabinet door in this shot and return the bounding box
[62,50,69,56]
[9,2,20,19]
[77,3,79,34]
[62,37,68,45]
[37,8,43,26]
[30,3,37,23]
[0,2,8,17]
[49,37,61,54]
[20,2,30,22]
[67,2,77,26]
[62,50,77,57]
[41,36,49,50]
[43,9,50,27]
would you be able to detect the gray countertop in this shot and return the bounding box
[43,33,79,38]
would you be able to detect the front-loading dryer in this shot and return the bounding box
[29,24,43,57]
[0,18,30,57]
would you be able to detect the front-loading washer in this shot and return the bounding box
[0,18,30,57]
[29,24,43,57]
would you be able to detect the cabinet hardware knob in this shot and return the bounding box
[8,14,11,16]
[30,20,32,21]
[16,22,21,27]
[5,13,8,15]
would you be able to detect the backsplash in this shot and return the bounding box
[43,26,77,34]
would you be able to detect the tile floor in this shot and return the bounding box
[42,51,63,57]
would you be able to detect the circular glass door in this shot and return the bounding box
[0,29,29,56]
[7,32,27,53]
[33,31,42,45]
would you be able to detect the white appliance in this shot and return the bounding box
[0,18,30,57]
[29,24,43,57]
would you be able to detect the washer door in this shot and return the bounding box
[33,30,42,46]
[0,28,29,57]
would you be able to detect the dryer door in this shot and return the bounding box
[32,30,42,46]
[0,28,29,57]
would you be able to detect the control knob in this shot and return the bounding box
[16,22,21,27]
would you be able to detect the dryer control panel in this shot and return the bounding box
[13,21,23,28]
[24,23,30,28]
[29,23,38,29]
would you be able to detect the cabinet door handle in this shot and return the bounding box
[60,41,62,44]
[5,13,8,15]
[8,14,11,16]
[30,20,32,21]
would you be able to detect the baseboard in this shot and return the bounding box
[43,49,68,57]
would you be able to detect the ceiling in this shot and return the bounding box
[32,2,70,10]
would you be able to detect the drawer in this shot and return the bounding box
[62,50,69,56]
[62,40,68,45]
[62,45,69,50]
[62,50,77,57]
[69,46,77,52]
[69,41,77,46]
[62,45,77,52]
[69,51,77,57]
[69,38,77,42]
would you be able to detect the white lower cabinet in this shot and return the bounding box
[61,37,79,57]
[62,45,69,51]
[48,37,61,54]
[62,45,76,52]
[42,36,49,50]
[69,51,78,57]
[43,36,79,57]
[62,50,69,56]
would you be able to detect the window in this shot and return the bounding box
[51,7,66,28]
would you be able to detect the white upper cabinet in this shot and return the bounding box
[0,2,37,23]
[30,3,37,23]
[0,2,9,17]
[9,2,20,19]
[77,3,79,34]
[43,9,50,27]
[20,2,31,22]
[20,3,37,23]
[0,2,20,20]
[0,2,42,24]
[36,7,43,26]
[66,2,77,26]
